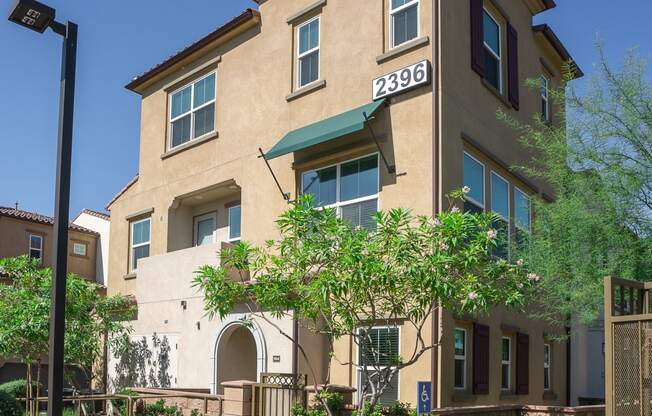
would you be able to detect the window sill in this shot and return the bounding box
[376,36,430,64]
[481,78,511,107]
[286,80,327,102]
[452,391,476,403]
[124,272,137,281]
[70,253,89,259]
[161,132,219,160]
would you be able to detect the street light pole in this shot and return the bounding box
[47,20,77,416]
[7,2,78,415]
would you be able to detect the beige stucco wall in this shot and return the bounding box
[106,0,574,408]
[0,216,98,281]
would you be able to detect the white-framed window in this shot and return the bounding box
[130,218,151,272]
[302,154,379,230]
[463,152,485,213]
[514,187,531,248]
[228,205,242,242]
[390,0,419,48]
[73,242,87,257]
[29,234,43,264]
[297,16,320,89]
[169,72,216,149]
[543,343,551,390]
[454,328,467,390]
[501,336,512,390]
[540,75,550,121]
[194,212,216,247]
[357,326,400,405]
[491,171,510,259]
[482,8,502,92]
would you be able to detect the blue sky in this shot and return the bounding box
[0,0,650,218]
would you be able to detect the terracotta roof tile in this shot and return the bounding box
[0,206,99,236]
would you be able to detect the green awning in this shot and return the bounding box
[264,99,386,160]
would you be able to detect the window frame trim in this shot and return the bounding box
[228,204,242,243]
[501,336,512,391]
[463,151,486,210]
[296,15,321,90]
[389,0,420,49]
[355,325,401,405]
[482,7,503,93]
[72,241,88,257]
[301,152,381,216]
[454,327,467,390]
[130,217,151,272]
[193,211,217,247]
[29,233,43,265]
[167,71,217,151]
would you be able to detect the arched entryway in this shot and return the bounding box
[210,315,267,394]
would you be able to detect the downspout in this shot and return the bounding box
[292,317,299,376]
[566,324,571,405]
[430,0,441,409]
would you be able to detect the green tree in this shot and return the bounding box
[194,193,535,414]
[499,48,652,325]
[0,256,134,414]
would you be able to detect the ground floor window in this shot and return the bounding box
[358,326,400,404]
[454,328,467,390]
[543,343,551,390]
[501,336,512,390]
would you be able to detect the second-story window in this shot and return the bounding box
[73,242,87,257]
[302,154,379,230]
[463,152,485,214]
[130,218,151,272]
[482,9,502,92]
[491,172,510,259]
[169,72,216,149]
[228,205,241,242]
[390,0,419,48]
[297,17,320,88]
[29,234,43,264]
[514,188,531,248]
[540,75,550,121]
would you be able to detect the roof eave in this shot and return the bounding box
[125,9,261,94]
[533,24,584,79]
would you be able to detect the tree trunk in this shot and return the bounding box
[25,362,31,416]
[36,360,42,415]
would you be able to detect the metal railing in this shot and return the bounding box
[252,374,307,416]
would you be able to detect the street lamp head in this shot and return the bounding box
[8,0,55,33]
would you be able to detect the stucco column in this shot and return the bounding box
[222,380,256,416]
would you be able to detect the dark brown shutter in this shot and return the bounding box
[507,23,520,109]
[472,323,490,394]
[516,332,530,395]
[470,0,485,76]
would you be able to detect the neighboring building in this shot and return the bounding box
[0,205,101,281]
[570,318,605,405]
[106,0,583,408]
[72,209,111,287]
[0,205,107,387]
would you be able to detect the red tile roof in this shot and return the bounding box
[74,208,110,222]
[0,207,99,236]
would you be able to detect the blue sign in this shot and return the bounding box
[417,381,431,415]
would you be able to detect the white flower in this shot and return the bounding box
[487,229,497,240]
[517,283,524,289]
[516,259,524,267]
[527,273,541,282]
[439,242,449,251]
[468,291,478,300]
[433,218,441,226]
[462,186,471,194]
[451,206,461,213]
[444,264,451,270]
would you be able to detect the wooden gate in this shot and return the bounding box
[252,373,307,416]
[605,277,652,416]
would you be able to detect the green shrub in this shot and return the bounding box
[142,399,183,416]
[383,402,415,416]
[0,379,28,398]
[0,389,21,416]
[352,403,383,416]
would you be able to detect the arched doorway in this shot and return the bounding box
[211,316,267,394]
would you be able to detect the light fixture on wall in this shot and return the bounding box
[196,321,201,330]
[181,300,187,310]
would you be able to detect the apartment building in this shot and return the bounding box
[106,0,581,408]
[0,205,109,385]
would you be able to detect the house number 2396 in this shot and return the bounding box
[372,60,431,101]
